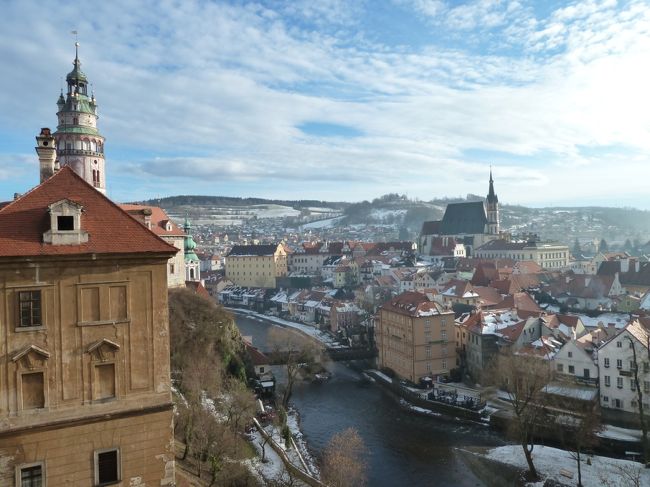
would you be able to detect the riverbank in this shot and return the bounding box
[226,307,339,348]
[459,444,650,487]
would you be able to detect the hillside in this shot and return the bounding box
[137,193,650,245]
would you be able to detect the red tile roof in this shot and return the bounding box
[0,167,178,258]
[119,203,185,237]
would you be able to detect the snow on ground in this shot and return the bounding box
[484,445,650,487]
[287,408,320,478]
[246,430,290,483]
[231,308,338,347]
[300,216,344,229]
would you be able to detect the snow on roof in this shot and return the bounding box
[543,384,598,401]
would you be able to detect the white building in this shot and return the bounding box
[597,321,650,415]
[553,339,598,383]
[474,240,570,269]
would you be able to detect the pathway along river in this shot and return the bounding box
[235,313,507,487]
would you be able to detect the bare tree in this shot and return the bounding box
[488,351,553,481]
[321,427,368,487]
[551,403,602,487]
[268,327,319,408]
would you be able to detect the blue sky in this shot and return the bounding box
[1,0,650,207]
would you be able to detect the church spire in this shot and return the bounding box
[487,166,498,204]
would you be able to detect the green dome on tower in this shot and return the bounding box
[183,217,199,263]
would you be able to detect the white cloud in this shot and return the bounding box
[0,0,649,206]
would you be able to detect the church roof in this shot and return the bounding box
[0,167,177,258]
[420,220,441,236]
[439,201,487,235]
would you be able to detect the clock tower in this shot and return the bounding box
[52,42,106,193]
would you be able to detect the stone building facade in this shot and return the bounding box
[225,244,288,288]
[377,291,455,382]
[0,168,177,486]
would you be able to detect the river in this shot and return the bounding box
[235,312,506,487]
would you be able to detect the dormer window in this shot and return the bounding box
[43,199,89,245]
[57,215,74,230]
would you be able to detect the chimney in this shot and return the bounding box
[35,128,56,183]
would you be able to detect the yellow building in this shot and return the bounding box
[377,291,455,383]
[0,167,177,486]
[225,243,288,288]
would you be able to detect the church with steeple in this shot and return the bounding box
[419,171,503,257]
[36,42,106,193]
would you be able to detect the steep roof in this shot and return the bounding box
[420,220,441,236]
[439,201,487,235]
[381,291,450,317]
[227,244,279,257]
[0,167,177,258]
[119,203,185,237]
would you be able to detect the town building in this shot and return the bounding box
[53,43,107,193]
[377,291,455,382]
[0,167,177,485]
[597,320,650,416]
[120,204,187,288]
[474,239,570,269]
[225,243,288,288]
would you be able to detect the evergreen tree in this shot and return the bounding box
[572,238,581,257]
[599,238,609,252]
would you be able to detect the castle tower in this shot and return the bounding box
[485,168,499,235]
[35,127,57,183]
[183,217,201,282]
[53,42,106,193]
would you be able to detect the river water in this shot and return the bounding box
[235,313,506,487]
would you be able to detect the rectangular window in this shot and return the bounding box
[568,351,573,358]
[644,381,650,393]
[21,372,45,410]
[617,377,623,388]
[568,365,575,374]
[604,357,610,368]
[425,346,431,358]
[631,379,637,391]
[57,215,74,230]
[616,341,622,348]
[557,364,564,372]
[441,330,447,340]
[604,375,610,387]
[18,291,42,328]
[95,448,120,486]
[603,395,609,402]
[616,359,623,369]
[18,463,44,487]
[95,363,116,400]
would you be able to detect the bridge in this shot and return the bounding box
[265,347,377,365]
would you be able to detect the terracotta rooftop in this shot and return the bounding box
[119,203,185,237]
[0,167,177,258]
[381,291,451,317]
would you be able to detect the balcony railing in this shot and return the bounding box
[57,149,103,157]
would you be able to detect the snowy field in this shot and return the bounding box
[483,445,649,487]
[300,216,345,230]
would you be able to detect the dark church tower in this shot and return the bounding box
[486,169,499,235]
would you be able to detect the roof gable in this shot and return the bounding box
[0,167,177,258]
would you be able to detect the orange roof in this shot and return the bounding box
[119,203,185,237]
[0,167,178,258]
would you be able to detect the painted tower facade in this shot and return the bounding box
[184,218,201,282]
[485,169,499,235]
[53,43,106,193]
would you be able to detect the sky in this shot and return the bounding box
[1,0,650,207]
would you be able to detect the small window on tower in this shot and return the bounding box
[57,216,74,231]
